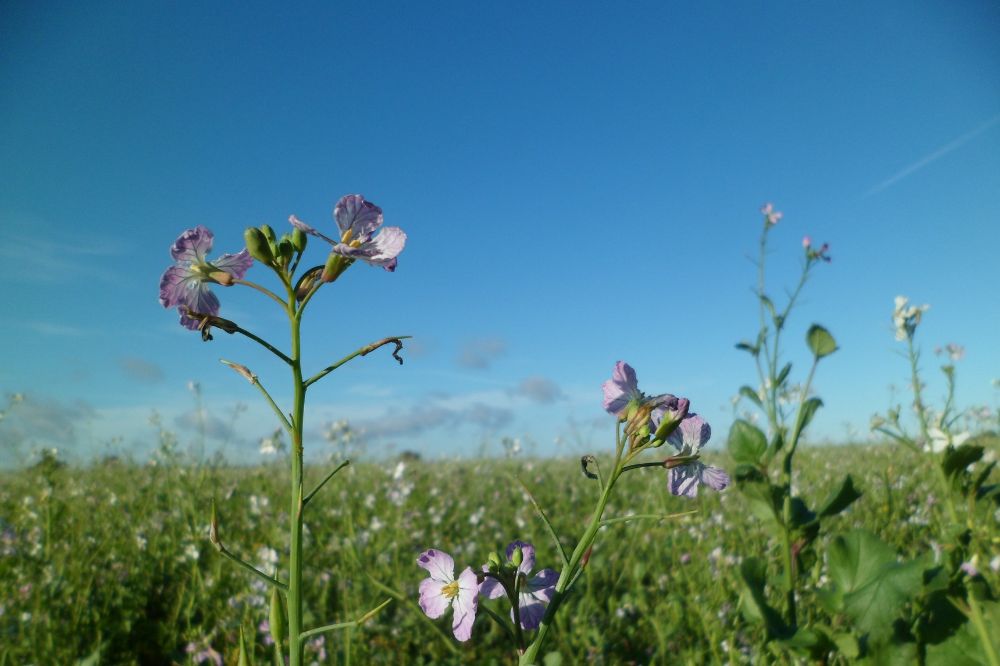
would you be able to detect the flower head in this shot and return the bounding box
[803,236,831,263]
[760,202,783,226]
[416,549,478,641]
[479,541,557,630]
[892,296,930,341]
[665,414,730,497]
[159,226,252,330]
[602,361,689,443]
[935,343,965,362]
[290,194,406,272]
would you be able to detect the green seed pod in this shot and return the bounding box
[237,625,251,666]
[244,227,274,265]
[277,238,294,265]
[269,585,286,646]
[291,227,308,253]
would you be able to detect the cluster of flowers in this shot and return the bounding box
[417,540,556,641]
[602,361,729,497]
[893,295,929,342]
[158,194,405,329]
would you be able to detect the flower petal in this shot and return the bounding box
[602,361,639,416]
[416,549,455,583]
[479,565,505,600]
[170,226,214,263]
[418,577,449,619]
[289,215,339,246]
[506,540,535,575]
[668,463,702,498]
[700,465,730,492]
[334,194,383,239]
[667,413,711,455]
[527,568,557,603]
[332,227,407,271]
[159,265,192,308]
[212,249,253,280]
[515,597,547,630]
[451,567,479,642]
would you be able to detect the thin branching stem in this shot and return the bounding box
[303,337,410,389]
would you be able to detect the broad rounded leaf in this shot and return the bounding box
[806,324,838,358]
[728,419,767,465]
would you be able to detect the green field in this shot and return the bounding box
[2,438,998,665]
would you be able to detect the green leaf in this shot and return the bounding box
[791,397,823,447]
[542,651,564,666]
[739,385,763,409]
[738,557,790,639]
[833,632,860,659]
[728,419,768,465]
[779,627,835,659]
[828,530,924,640]
[942,444,984,479]
[735,340,759,356]
[775,362,792,387]
[76,644,103,666]
[806,324,838,358]
[818,475,863,518]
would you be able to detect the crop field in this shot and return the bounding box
[2,438,998,665]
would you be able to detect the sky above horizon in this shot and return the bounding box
[1,1,998,464]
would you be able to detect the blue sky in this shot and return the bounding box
[1,1,998,463]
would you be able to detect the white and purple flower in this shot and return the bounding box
[416,548,478,641]
[290,194,406,271]
[602,361,689,438]
[159,226,252,330]
[480,541,557,630]
[666,414,730,498]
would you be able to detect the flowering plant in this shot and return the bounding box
[417,361,727,663]
[158,194,407,666]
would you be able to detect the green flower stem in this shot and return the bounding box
[598,511,694,528]
[520,457,622,665]
[242,373,292,434]
[288,311,306,666]
[480,603,516,643]
[963,594,1000,666]
[235,278,291,311]
[302,460,350,507]
[302,336,410,389]
[906,337,929,444]
[511,572,526,653]
[298,598,393,641]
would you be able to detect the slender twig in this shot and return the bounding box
[303,336,411,389]
[233,327,293,366]
[214,543,288,591]
[235,278,290,311]
[298,598,393,641]
[599,511,696,528]
[513,476,570,569]
[230,367,293,434]
[302,461,350,506]
[480,603,516,642]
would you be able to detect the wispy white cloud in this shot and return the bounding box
[0,227,128,284]
[23,320,90,336]
[456,336,508,369]
[866,112,1000,196]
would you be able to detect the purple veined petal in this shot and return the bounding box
[515,597,547,630]
[526,568,557,603]
[159,265,191,308]
[451,567,479,642]
[667,413,711,455]
[602,361,639,416]
[170,226,214,263]
[331,226,407,271]
[334,194,383,240]
[418,577,450,619]
[649,394,690,432]
[179,281,221,319]
[506,540,536,575]
[416,549,455,583]
[211,249,253,280]
[478,565,505,600]
[668,463,702,498]
[289,215,339,246]
[700,465,730,492]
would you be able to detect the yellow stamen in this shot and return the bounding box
[441,580,460,599]
[341,229,353,244]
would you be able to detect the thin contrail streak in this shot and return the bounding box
[866,112,1000,196]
